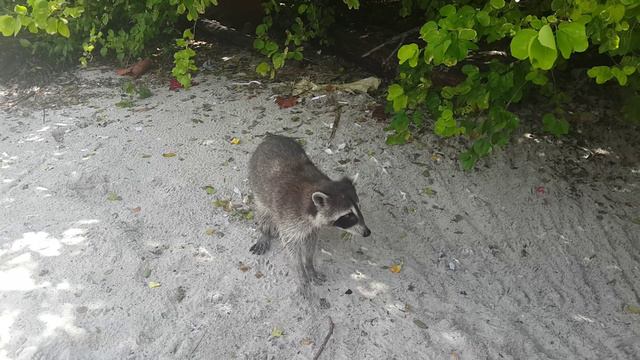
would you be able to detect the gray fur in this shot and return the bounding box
[248,134,370,297]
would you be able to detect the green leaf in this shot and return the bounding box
[393,94,408,112]
[606,4,625,23]
[203,185,217,195]
[57,19,70,38]
[386,84,404,100]
[476,11,490,26]
[528,35,557,70]
[525,70,548,85]
[14,5,28,15]
[255,24,267,36]
[434,109,463,137]
[537,25,556,50]
[542,113,569,136]
[46,17,58,34]
[490,0,505,9]
[439,5,456,17]
[510,29,537,60]
[472,138,492,156]
[419,21,438,41]
[458,28,477,41]
[0,16,16,36]
[272,52,285,69]
[556,22,588,59]
[298,4,308,14]
[256,62,270,76]
[253,38,265,50]
[397,43,419,65]
[587,66,613,84]
[611,67,628,86]
[459,151,477,170]
[19,38,31,47]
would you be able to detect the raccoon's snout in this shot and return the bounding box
[362,227,371,237]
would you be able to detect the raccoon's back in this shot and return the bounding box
[248,134,327,211]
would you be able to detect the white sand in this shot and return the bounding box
[1,58,639,360]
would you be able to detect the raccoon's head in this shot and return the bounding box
[311,175,371,237]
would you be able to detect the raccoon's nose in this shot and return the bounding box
[363,227,371,237]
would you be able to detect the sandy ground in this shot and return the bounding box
[1,49,640,360]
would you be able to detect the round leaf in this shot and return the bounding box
[510,29,537,60]
[386,84,404,100]
[528,35,557,70]
[476,11,490,26]
[490,0,505,9]
[256,62,270,76]
[537,25,556,50]
[397,43,419,64]
[0,15,16,36]
[458,28,477,41]
[57,19,70,38]
[14,5,28,15]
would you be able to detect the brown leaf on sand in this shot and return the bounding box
[371,104,387,122]
[116,58,152,78]
[239,262,250,272]
[275,96,298,109]
[131,206,142,213]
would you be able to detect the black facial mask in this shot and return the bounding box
[333,212,358,229]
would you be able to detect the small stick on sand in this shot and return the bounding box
[327,104,342,145]
[312,316,334,360]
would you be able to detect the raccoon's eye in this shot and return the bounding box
[333,212,358,229]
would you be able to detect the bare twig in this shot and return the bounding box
[313,316,335,360]
[188,328,208,358]
[361,27,420,58]
[327,104,343,145]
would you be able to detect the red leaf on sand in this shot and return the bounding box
[169,78,183,91]
[275,96,298,109]
[535,186,545,195]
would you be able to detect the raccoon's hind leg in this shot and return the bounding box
[249,204,275,255]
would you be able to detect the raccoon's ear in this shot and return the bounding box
[312,192,329,208]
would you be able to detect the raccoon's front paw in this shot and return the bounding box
[249,238,270,255]
[309,271,326,285]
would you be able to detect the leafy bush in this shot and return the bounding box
[0,0,218,87]
[253,0,360,78]
[254,0,640,169]
[385,0,640,169]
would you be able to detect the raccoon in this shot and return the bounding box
[248,134,370,297]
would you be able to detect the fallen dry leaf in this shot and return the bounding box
[390,262,403,273]
[148,281,161,288]
[107,192,122,201]
[131,207,142,213]
[116,58,152,78]
[275,96,298,109]
[624,304,640,314]
[162,152,176,158]
[230,137,240,145]
[205,228,216,236]
[239,262,250,272]
[300,338,314,346]
[371,104,387,122]
[255,271,264,279]
[271,326,284,338]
